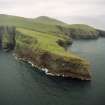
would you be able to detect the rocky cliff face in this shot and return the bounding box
[57,24,100,40]
[0,26,16,51]
[15,49,91,80]
[68,28,99,39]
[6,26,16,51]
[0,26,4,49]
[97,29,105,37]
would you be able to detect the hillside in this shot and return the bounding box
[0,14,62,34]
[2,14,104,80]
[34,16,67,26]
[0,14,104,39]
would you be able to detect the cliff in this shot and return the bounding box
[15,49,91,80]
[97,29,105,37]
[0,14,100,80]
[68,24,99,39]
[15,28,91,80]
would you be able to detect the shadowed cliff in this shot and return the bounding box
[0,26,16,51]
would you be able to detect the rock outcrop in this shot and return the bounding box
[0,26,16,51]
[15,49,91,80]
[97,29,105,37]
[0,26,4,49]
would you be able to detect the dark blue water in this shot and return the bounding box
[0,38,105,105]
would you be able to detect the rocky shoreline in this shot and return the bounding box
[13,52,91,81]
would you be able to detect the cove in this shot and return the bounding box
[0,38,105,105]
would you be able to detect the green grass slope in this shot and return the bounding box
[0,14,62,34]
[0,14,103,39]
[34,16,67,26]
[16,28,73,57]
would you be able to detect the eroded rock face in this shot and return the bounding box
[0,26,4,49]
[38,52,91,80]
[56,25,100,40]
[15,49,91,80]
[97,30,105,37]
[6,26,16,51]
[0,26,16,51]
[68,29,99,39]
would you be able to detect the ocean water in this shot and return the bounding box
[0,38,105,105]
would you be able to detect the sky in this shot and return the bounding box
[0,0,105,29]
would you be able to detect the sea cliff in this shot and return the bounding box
[15,48,91,80]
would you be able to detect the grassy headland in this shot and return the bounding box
[2,14,105,80]
[15,28,91,80]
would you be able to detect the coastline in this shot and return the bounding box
[13,53,91,80]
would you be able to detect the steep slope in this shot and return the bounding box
[97,29,105,37]
[34,16,67,26]
[15,28,91,80]
[67,24,99,39]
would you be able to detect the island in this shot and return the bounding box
[0,14,105,80]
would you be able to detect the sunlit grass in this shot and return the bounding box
[16,28,80,58]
